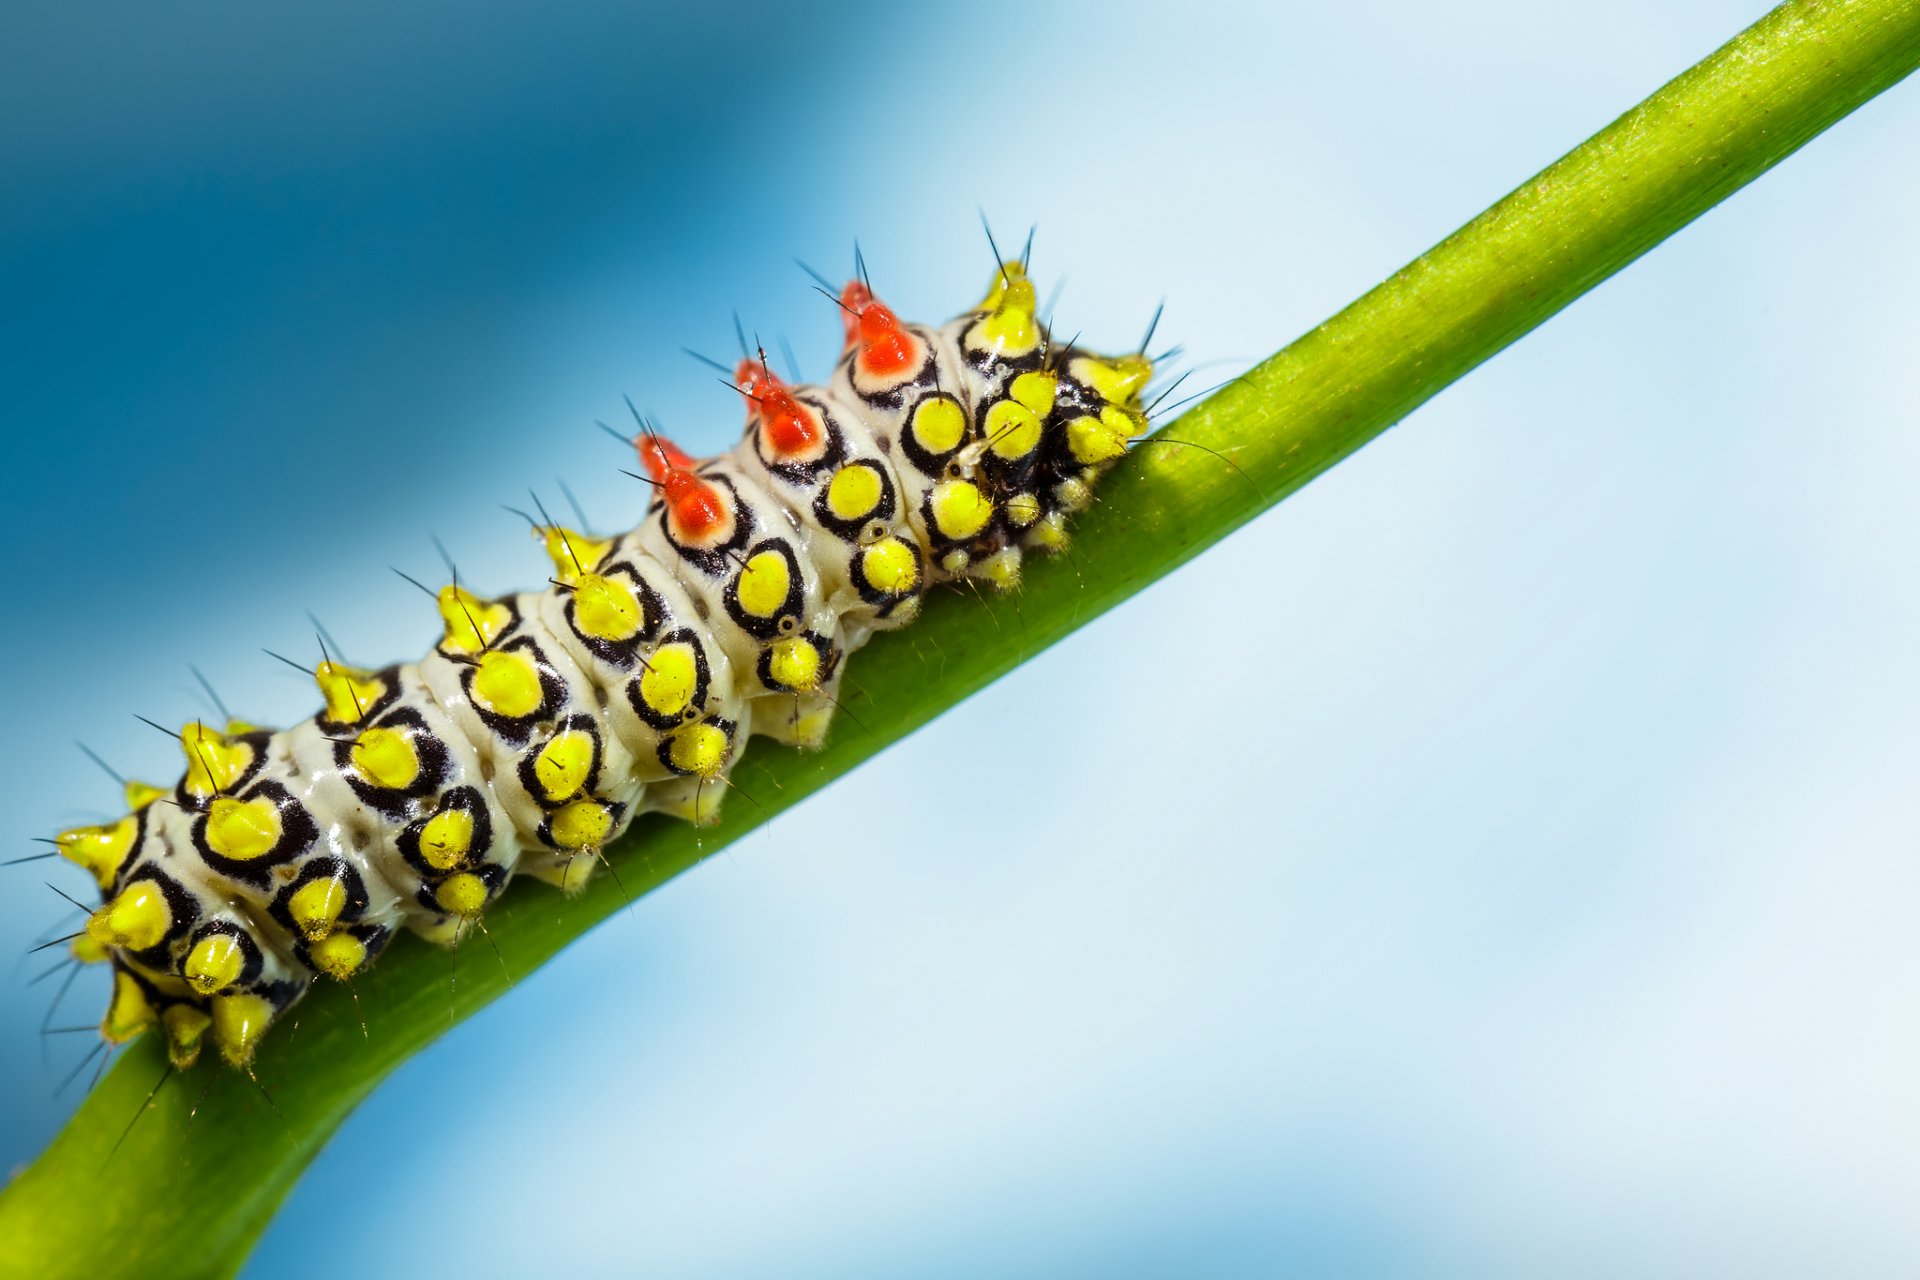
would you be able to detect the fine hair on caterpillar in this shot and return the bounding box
[32,236,1172,1100]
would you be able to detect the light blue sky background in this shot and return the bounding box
[4,1,1918,1276]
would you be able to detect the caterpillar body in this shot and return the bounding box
[49,256,1156,1072]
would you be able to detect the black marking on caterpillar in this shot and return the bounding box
[39,248,1164,1076]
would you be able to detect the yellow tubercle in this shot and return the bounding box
[102,969,156,1043]
[71,933,109,965]
[436,585,512,655]
[931,481,994,541]
[971,268,1041,357]
[735,550,791,619]
[204,794,282,862]
[533,729,595,803]
[350,725,421,790]
[184,933,245,996]
[985,399,1043,460]
[639,643,700,720]
[571,573,642,642]
[288,876,348,940]
[1070,353,1155,406]
[417,807,475,872]
[910,397,967,456]
[1024,510,1071,551]
[88,882,171,951]
[124,780,165,811]
[1010,369,1059,417]
[54,816,138,889]
[434,872,490,918]
[315,661,387,725]
[538,525,612,586]
[668,721,729,778]
[976,258,1030,312]
[469,649,544,719]
[861,538,920,594]
[1003,493,1043,529]
[309,930,368,980]
[163,1003,211,1069]
[549,799,613,850]
[179,721,254,799]
[825,464,884,523]
[1065,405,1146,466]
[211,992,275,1067]
[975,548,1022,591]
[766,636,822,692]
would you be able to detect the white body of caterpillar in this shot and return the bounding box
[54,258,1157,1069]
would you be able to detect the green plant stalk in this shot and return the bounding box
[6,1,1918,1275]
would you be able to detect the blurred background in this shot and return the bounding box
[4,0,1918,1275]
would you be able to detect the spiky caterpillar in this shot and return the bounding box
[49,257,1156,1072]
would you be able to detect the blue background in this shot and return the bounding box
[5,1,1919,1275]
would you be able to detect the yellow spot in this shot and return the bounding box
[54,816,138,889]
[766,636,821,692]
[163,1003,211,1069]
[310,931,368,980]
[825,464,884,522]
[88,882,171,951]
[668,721,728,777]
[184,933,245,995]
[205,795,282,862]
[910,396,966,456]
[436,585,511,655]
[71,934,109,965]
[639,643,700,720]
[179,721,253,799]
[939,548,970,575]
[124,780,165,811]
[434,872,489,917]
[418,807,475,872]
[469,649,545,719]
[985,400,1043,460]
[1003,493,1042,528]
[549,799,613,850]
[102,969,155,1043]
[533,730,595,802]
[211,991,274,1066]
[572,573,642,641]
[860,538,920,594]
[350,725,420,790]
[735,550,791,618]
[315,661,387,725]
[538,525,612,586]
[1011,369,1058,417]
[1070,353,1154,406]
[931,481,993,540]
[289,876,348,940]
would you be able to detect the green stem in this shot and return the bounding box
[6,2,1917,1276]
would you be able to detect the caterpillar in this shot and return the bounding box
[42,250,1159,1074]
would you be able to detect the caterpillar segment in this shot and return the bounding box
[52,258,1160,1071]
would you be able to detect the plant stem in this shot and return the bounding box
[5,2,1917,1276]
